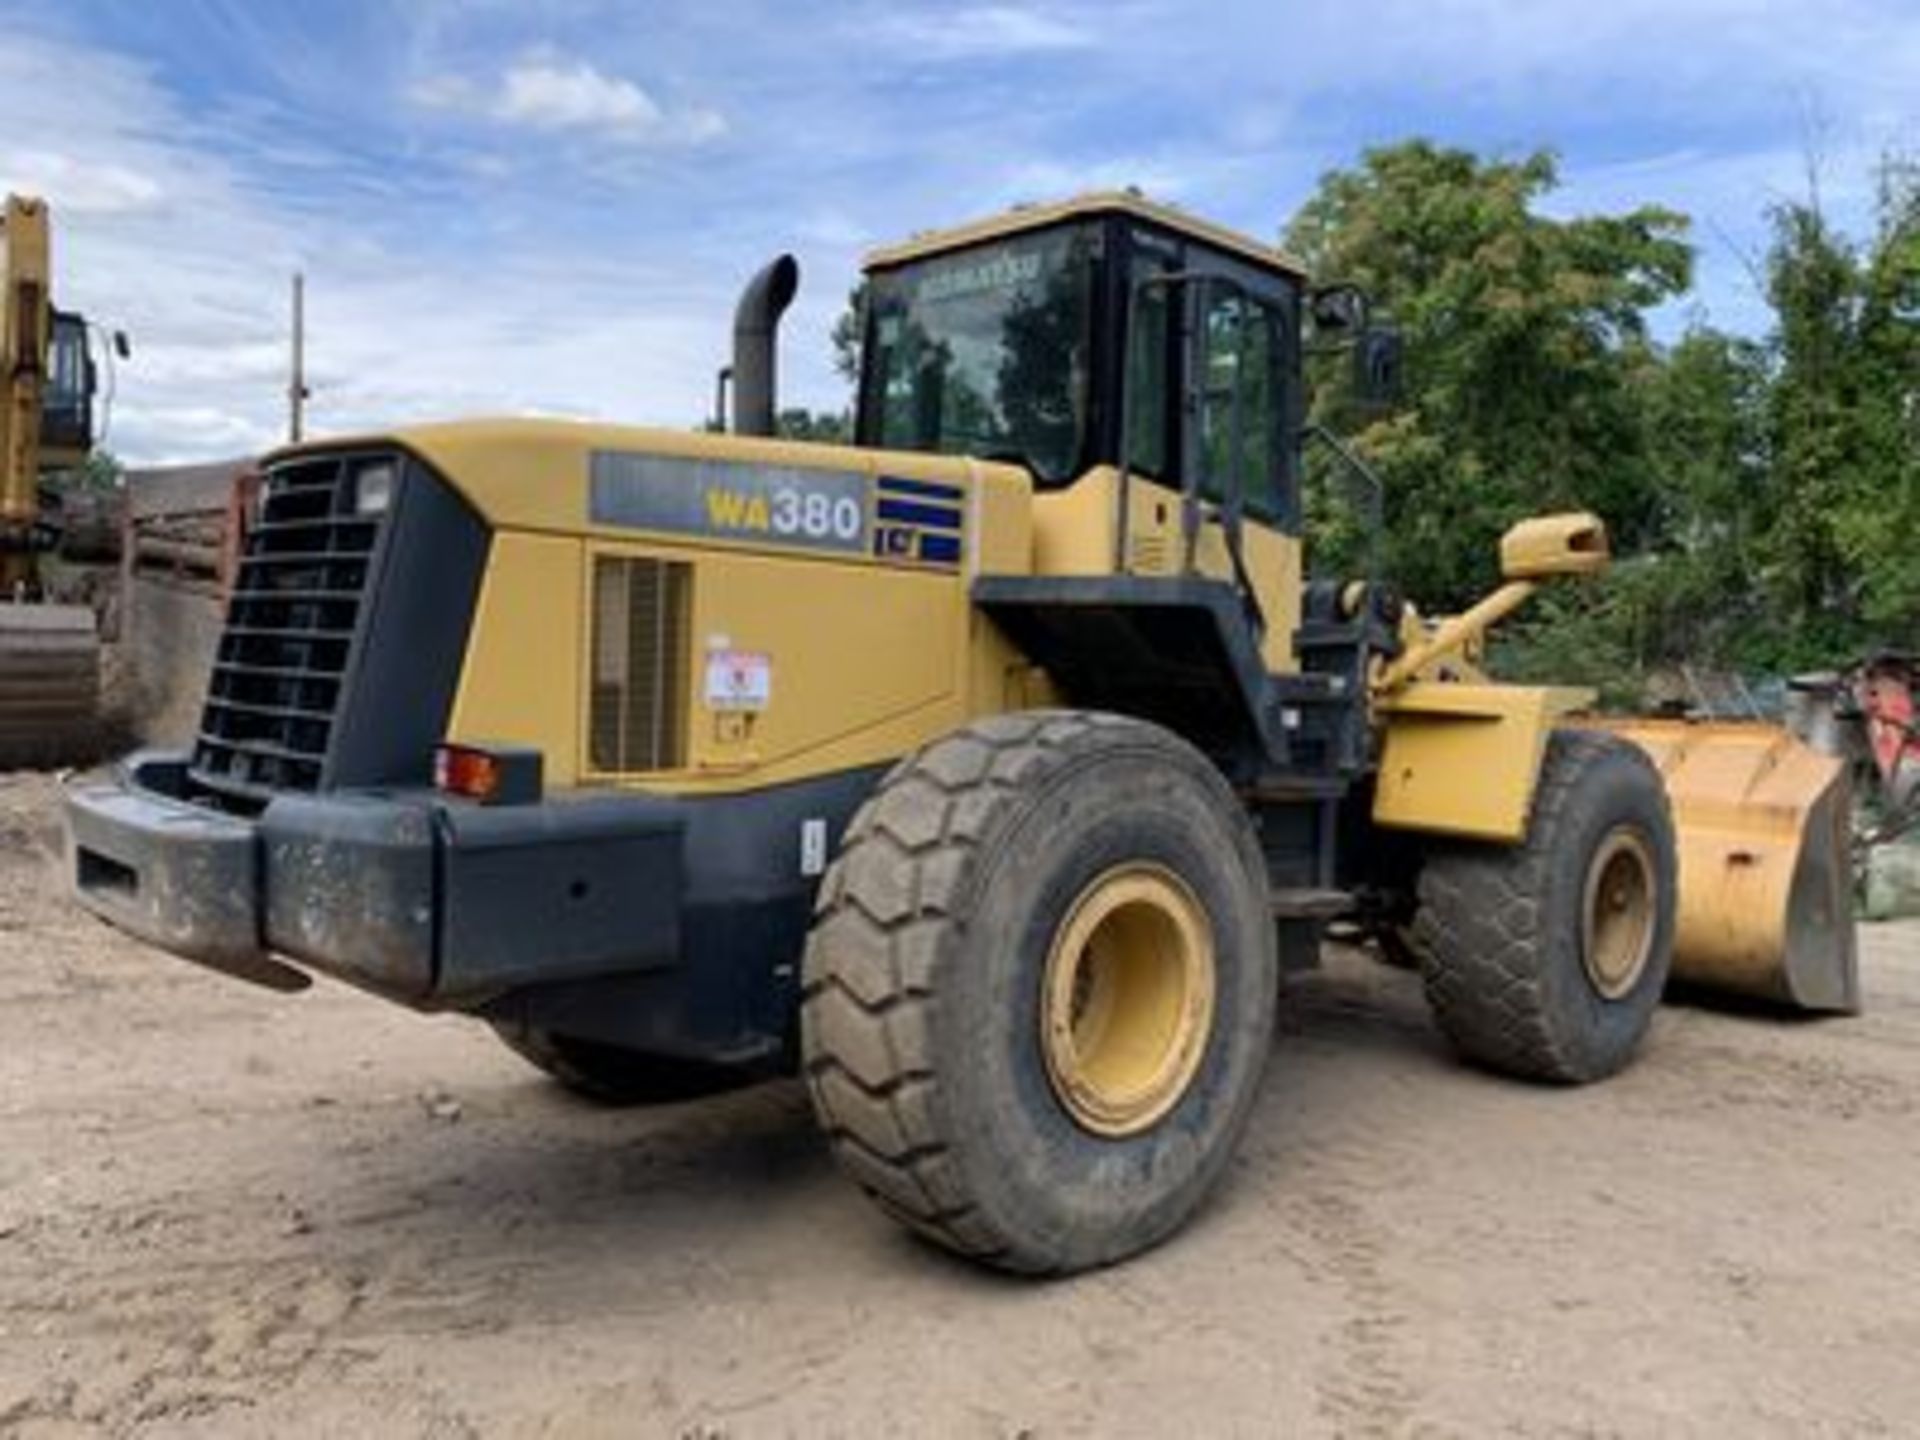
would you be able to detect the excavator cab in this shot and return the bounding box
[41,308,96,466]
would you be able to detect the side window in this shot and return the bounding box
[41,312,93,452]
[1124,257,1172,479]
[1199,289,1286,521]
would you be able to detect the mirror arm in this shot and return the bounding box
[1302,421,1386,591]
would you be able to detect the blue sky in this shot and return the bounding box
[4,0,1917,463]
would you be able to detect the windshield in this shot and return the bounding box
[41,311,93,453]
[860,224,1095,483]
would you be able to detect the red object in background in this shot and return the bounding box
[1858,656,1920,792]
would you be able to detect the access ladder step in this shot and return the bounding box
[1270,887,1356,920]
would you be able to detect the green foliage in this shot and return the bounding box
[43,447,123,495]
[1287,142,1692,611]
[1288,140,1920,695]
[708,143,1919,699]
[830,285,864,384]
[1758,163,1920,659]
[775,408,853,443]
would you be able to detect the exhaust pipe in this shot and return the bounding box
[732,254,799,437]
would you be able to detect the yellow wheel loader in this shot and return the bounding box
[1,194,111,767]
[67,193,1858,1274]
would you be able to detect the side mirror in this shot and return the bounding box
[1353,323,1404,409]
[112,330,132,361]
[1309,283,1366,334]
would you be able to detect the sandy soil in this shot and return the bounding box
[3,767,1917,1438]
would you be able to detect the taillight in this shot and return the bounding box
[433,743,543,805]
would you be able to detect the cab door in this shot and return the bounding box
[1179,258,1303,674]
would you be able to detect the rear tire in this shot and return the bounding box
[801,711,1278,1275]
[1414,729,1676,1083]
[491,1024,760,1106]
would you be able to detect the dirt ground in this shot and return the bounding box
[3,769,1918,1439]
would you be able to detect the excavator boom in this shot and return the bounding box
[0,194,102,766]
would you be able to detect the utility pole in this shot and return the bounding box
[288,271,309,443]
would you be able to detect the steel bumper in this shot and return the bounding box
[65,751,684,1007]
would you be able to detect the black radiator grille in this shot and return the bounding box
[191,453,394,803]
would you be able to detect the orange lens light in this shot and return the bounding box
[434,745,500,801]
[432,743,543,805]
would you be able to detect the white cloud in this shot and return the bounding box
[495,55,661,132]
[0,28,748,464]
[10,0,1919,463]
[412,49,725,146]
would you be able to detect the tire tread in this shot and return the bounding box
[1413,729,1670,1083]
[801,710,1121,1271]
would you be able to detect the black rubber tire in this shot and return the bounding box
[800,711,1278,1275]
[491,1023,761,1106]
[1413,729,1677,1084]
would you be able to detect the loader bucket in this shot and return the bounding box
[1594,719,1859,1013]
[0,602,101,769]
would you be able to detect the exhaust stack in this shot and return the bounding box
[731,254,799,437]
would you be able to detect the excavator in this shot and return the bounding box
[0,194,112,768]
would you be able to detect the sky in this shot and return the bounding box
[3,0,1917,464]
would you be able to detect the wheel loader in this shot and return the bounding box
[1,194,112,767]
[67,193,1858,1274]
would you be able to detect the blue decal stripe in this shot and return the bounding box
[877,475,965,504]
[877,498,963,530]
[917,533,962,565]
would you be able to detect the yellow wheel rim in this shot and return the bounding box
[1040,863,1216,1138]
[1581,827,1656,1000]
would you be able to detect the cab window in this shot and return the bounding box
[1198,288,1287,523]
[1124,254,1174,480]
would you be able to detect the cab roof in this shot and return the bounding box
[863,190,1310,280]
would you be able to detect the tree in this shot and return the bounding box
[1285,142,1692,610]
[831,285,864,384]
[776,408,853,443]
[1763,160,1920,658]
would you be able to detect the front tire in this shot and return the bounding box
[1414,729,1676,1083]
[801,712,1278,1275]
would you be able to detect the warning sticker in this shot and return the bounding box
[704,649,772,712]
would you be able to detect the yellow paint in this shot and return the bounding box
[1031,465,1121,577]
[446,532,584,783]
[1030,466,1302,672]
[287,418,1034,558]
[705,487,771,531]
[389,421,1040,795]
[1207,510,1301,675]
[1373,683,1595,842]
[1039,862,1216,1138]
[1499,512,1610,579]
[1592,718,1858,1011]
[672,542,961,785]
[412,420,1322,798]
[1374,581,1537,693]
[2,195,51,538]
